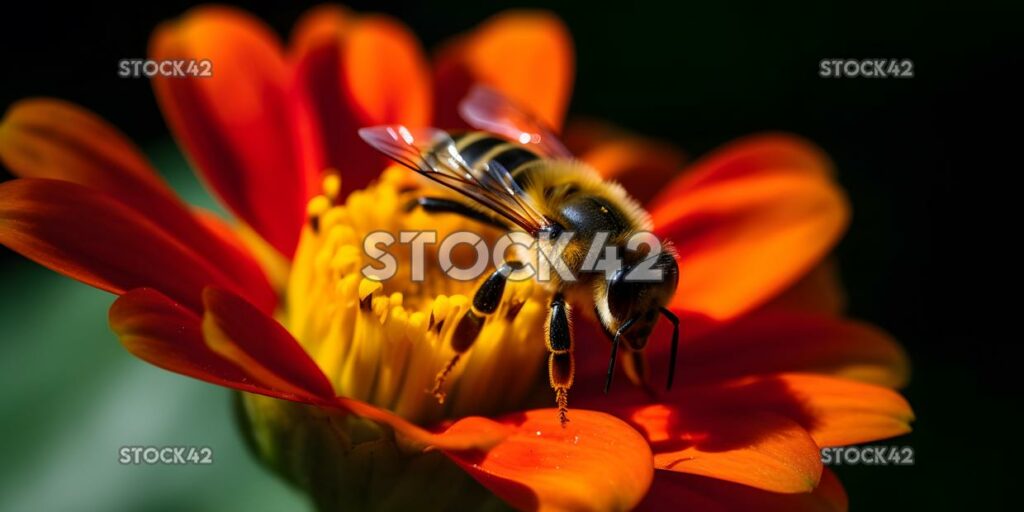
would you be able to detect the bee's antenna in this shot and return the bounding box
[660,307,680,390]
[605,317,637,394]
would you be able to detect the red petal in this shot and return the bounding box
[150,6,307,257]
[574,311,908,407]
[626,312,909,389]
[0,99,275,312]
[648,134,849,333]
[670,374,912,448]
[0,179,239,312]
[760,260,846,316]
[200,286,336,400]
[583,372,911,476]
[109,287,295,398]
[638,468,848,512]
[444,409,653,511]
[291,7,431,195]
[434,11,573,131]
[110,287,512,451]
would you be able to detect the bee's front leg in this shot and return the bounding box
[593,305,657,398]
[432,261,523,402]
[547,292,574,427]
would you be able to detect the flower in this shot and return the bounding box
[0,4,913,511]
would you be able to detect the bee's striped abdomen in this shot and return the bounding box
[453,132,542,180]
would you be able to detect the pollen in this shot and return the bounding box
[286,167,550,424]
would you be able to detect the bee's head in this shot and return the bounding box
[601,250,679,350]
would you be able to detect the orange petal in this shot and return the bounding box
[444,409,653,511]
[434,11,573,130]
[654,134,835,192]
[291,8,431,195]
[648,134,848,330]
[607,373,913,452]
[766,374,913,447]
[574,313,909,416]
[150,6,306,257]
[638,468,848,512]
[110,287,511,451]
[0,179,240,312]
[674,312,910,388]
[0,99,276,312]
[624,405,822,493]
[563,120,687,204]
[290,4,353,56]
[682,373,913,448]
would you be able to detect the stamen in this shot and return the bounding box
[285,167,551,425]
[306,195,330,234]
[431,354,461,403]
[321,171,342,204]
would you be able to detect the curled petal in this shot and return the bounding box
[109,287,510,451]
[0,99,275,311]
[445,409,653,511]
[649,134,849,330]
[638,468,848,512]
[292,7,431,194]
[150,6,306,257]
[0,179,238,312]
[434,11,573,130]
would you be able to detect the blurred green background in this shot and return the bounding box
[0,1,1015,510]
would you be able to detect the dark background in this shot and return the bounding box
[0,1,1016,509]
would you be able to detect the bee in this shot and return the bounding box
[359,86,679,425]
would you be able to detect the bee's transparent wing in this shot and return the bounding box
[458,85,573,159]
[358,125,549,233]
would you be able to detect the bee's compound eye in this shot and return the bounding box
[605,266,638,320]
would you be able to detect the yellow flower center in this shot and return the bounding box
[285,167,550,425]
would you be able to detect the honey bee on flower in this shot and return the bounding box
[0,4,912,511]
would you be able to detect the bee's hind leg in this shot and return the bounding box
[432,261,524,403]
[406,197,510,231]
[546,293,575,427]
